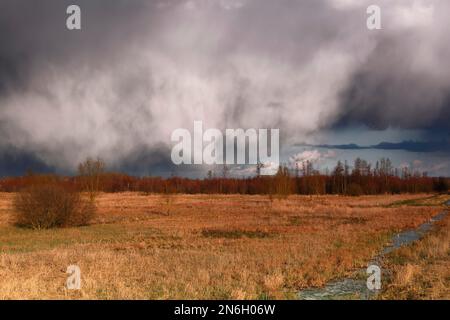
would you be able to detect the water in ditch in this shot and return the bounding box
[298,201,449,300]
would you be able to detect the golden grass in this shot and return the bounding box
[0,192,447,299]
[379,211,450,300]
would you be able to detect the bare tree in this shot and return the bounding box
[78,157,106,201]
[256,161,263,177]
[274,165,291,200]
[222,164,229,178]
[160,181,177,215]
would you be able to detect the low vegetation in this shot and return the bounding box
[386,194,450,207]
[379,213,449,299]
[201,229,271,239]
[13,184,96,229]
[1,157,448,196]
[0,193,448,299]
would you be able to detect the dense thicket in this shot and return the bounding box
[1,157,448,196]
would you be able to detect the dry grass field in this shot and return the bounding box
[0,192,448,299]
[380,206,450,300]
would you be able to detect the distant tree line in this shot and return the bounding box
[0,157,448,196]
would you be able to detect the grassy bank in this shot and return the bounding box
[379,208,449,299]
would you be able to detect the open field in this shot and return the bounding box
[0,192,448,299]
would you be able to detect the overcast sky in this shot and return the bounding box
[0,0,449,177]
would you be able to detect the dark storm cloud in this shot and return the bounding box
[299,139,450,153]
[0,0,157,78]
[0,0,449,175]
[334,1,450,133]
[109,144,176,177]
[336,53,450,132]
[0,145,54,177]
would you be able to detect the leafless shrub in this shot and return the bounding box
[159,182,178,215]
[160,192,177,216]
[13,184,96,229]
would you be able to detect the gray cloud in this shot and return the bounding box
[0,0,449,174]
[298,139,450,153]
[0,145,54,176]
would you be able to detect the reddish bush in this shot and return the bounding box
[13,184,96,229]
